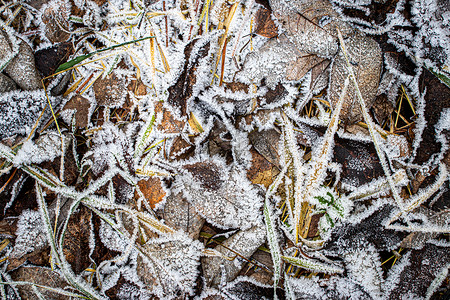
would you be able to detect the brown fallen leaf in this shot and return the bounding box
[136,233,203,298]
[62,94,91,128]
[168,135,196,161]
[155,101,186,135]
[93,73,127,107]
[0,73,17,92]
[400,207,450,249]
[9,266,71,300]
[176,159,263,229]
[329,33,382,123]
[271,0,353,58]
[137,177,167,209]
[248,128,281,167]
[3,37,42,91]
[286,53,326,81]
[35,42,74,78]
[41,0,71,43]
[202,226,266,287]
[62,205,92,274]
[208,119,233,164]
[162,191,205,239]
[254,7,278,38]
[246,147,278,188]
[167,39,211,117]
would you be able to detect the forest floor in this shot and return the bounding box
[0,0,449,299]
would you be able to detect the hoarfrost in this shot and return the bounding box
[99,219,128,253]
[136,232,204,298]
[0,90,61,140]
[343,245,383,299]
[10,210,47,259]
[174,157,263,230]
[13,132,69,165]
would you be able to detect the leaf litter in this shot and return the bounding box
[0,0,449,299]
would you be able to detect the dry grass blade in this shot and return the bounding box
[290,75,350,242]
[336,28,405,211]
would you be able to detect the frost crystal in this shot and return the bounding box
[10,210,47,259]
[174,157,263,230]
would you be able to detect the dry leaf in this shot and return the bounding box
[0,73,17,92]
[62,206,92,274]
[271,0,353,58]
[137,177,166,209]
[247,147,278,188]
[10,266,70,300]
[329,33,382,123]
[248,129,281,167]
[93,73,127,107]
[162,191,205,239]
[155,101,186,135]
[202,226,266,287]
[42,0,71,43]
[62,94,91,128]
[286,53,326,81]
[3,38,42,90]
[254,7,278,38]
[175,159,263,230]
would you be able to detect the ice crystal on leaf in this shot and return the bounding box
[10,210,47,259]
[174,157,263,230]
[0,91,61,140]
[136,232,204,298]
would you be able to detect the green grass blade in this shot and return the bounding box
[55,36,155,73]
[55,54,93,73]
[429,68,450,88]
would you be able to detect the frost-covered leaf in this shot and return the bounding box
[284,275,327,300]
[254,7,278,38]
[247,147,278,189]
[270,0,353,58]
[41,0,71,44]
[9,266,71,300]
[236,35,301,88]
[400,208,450,249]
[13,132,69,166]
[2,36,42,91]
[202,225,266,287]
[325,276,371,300]
[93,72,128,108]
[329,33,382,123]
[61,206,92,274]
[248,129,281,168]
[0,90,61,139]
[221,276,284,300]
[324,203,408,254]
[9,210,47,260]
[0,73,17,93]
[412,69,450,165]
[387,244,450,299]
[61,94,91,128]
[83,123,133,176]
[174,158,263,229]
[162,191,205,239]
[136,177,167,209]
[167,38,211,117]
[136,232,204,298]
[343,245,384,299]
